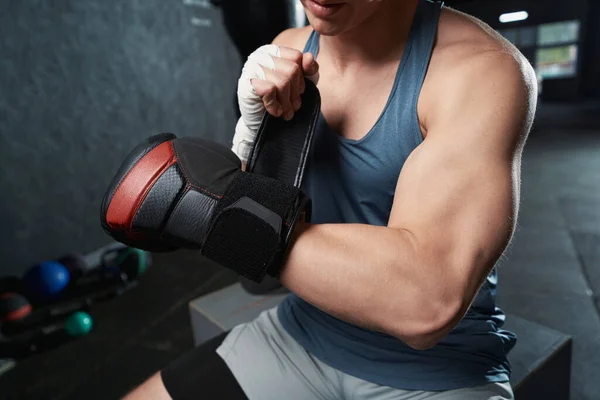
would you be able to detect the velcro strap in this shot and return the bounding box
[202,172,307,281]
[246,78,320,188]
[214,171,303,230]
[202,199,281,282]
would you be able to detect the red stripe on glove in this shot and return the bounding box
[106,141,177,232]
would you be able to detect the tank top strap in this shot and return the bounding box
[302,29,319,55]
[400,0,443,114]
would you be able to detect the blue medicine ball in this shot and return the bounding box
[23,261,70,299]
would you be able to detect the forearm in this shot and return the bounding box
[279,222,454,346]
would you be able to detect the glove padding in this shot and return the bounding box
[100,133,311,282]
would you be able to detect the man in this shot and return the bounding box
[126,0,536,398]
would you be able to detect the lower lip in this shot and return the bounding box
[305,0,343,18]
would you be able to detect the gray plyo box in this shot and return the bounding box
[189,283,288,346]
[189,284,572,398]
[504,315,572,400]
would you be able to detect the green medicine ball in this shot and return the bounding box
[64,311,93,336]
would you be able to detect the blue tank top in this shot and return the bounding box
[277,0,517,391]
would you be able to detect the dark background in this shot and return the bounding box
[1,0,600,399]
[458,0,600,100]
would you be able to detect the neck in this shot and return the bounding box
[320,1,419,72]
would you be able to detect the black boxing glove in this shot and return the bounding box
[100,133,311,282]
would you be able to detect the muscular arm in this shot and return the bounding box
[278,51,537,349]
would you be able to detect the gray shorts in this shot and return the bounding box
[216,306,514,400]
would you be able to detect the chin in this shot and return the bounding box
[306,16,347,36]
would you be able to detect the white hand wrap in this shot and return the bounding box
[231,44,320,163]
[232,45,281,163]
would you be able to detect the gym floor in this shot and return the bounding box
[1,101,599,400]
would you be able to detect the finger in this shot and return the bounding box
[251,79,282,117]
[302,52,319,78]
[302,52,320,85]
[298,70,306,95]
[263,68,294,120]
[278,47,304,67]
[277,47,305,101]
[248,44,280,73]
[272,57,302,112]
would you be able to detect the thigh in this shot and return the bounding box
[430,382,513,400]
[345,375,513,400]
[216,307,342,400]
[160,331,249,400]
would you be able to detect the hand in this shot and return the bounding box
[249,46,319,120]
[233,44,319,163]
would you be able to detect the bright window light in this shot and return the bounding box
[295,0,306,28]
[500,11,529,24]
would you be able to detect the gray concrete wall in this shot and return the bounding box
[0,1,240,276]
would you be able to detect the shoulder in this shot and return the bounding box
[421,7,537,143]
[432,7,537,95]
[435,7,535,78]
[272,26,314,51]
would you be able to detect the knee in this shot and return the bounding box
[123,372,172,400]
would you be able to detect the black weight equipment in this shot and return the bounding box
[0,276,23,295]
[57,253,88,283]
[52,247,150,305]
[101,247,151,282]
[0,293,32,323]
[0,310,93,359]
